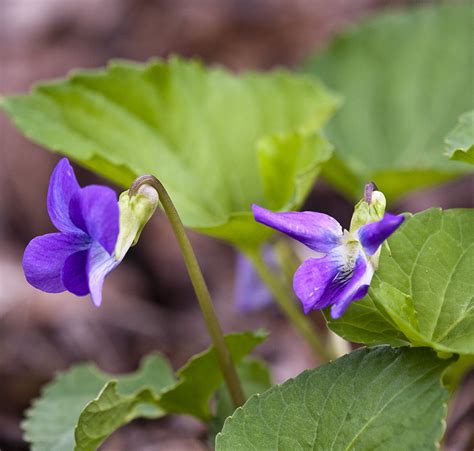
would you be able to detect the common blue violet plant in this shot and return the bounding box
[252,188,404,319]
[22,158,157,307]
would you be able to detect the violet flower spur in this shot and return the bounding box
[252,198,404,319]
[22,158,158,307]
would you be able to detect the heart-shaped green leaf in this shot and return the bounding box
[328,208,474,355]
[22,354,175,451]
[445,111,474,165]
[303,3,473,201]
[1,58,338,248]
[216,346,452,450]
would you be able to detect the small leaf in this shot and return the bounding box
[75,383,154,451]
[74,355,176,451]
[328,209,474,355]
[303,3,473,201]
[445,111,474,165]
[216,347,453,451]
[209,358,272,441]
[159,330,268,420]
[22,354,175,451]
[1,58,338,249]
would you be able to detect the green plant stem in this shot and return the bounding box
[130,175,245,408]
[246,247,335,362]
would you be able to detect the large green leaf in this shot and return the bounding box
[303,3,473,201]
[216,346,452,451]
[445,110,474,165]
[159,330,268,420]
[22,354,175,451]
[327,209,474,355]
[1,58,338,248]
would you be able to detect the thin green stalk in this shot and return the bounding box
[130,175,245,408]
[246,247,335,362]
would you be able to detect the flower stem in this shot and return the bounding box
[246,247,335,362]
[130,175,245,408]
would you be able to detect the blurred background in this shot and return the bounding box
[0,0,472,449]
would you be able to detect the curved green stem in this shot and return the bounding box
[246,247,335,362]
[130,175,245,408]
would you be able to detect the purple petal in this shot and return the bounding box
[293,254,339,314]
[329,253,374,319]
[87,241,119,307]
[47,158,81,233]
[62,250,90,296]
[23,233,90,293]
[69,185,119,254]
[234,251,274,313]
[293,245,374,318]
[357,213,405,256]
[252,205,343,253]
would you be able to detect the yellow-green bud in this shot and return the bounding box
[349,182,386,232]
[114,185,159,261]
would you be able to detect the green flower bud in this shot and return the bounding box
[114,185,159,261]
[349,182,387,232]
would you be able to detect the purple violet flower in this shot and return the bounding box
[252,204,404,319]
[23,158,120,306]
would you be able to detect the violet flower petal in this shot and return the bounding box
[47,158,81,233]
[293,255,339,313]
[62,250,90,296]
[87,241,120,307]
[293,247,374,318]
[357,213,405,256]
[23,233,90,293]
[252,204,343,253]
[69,185,120,255]
[329,253,374,319]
